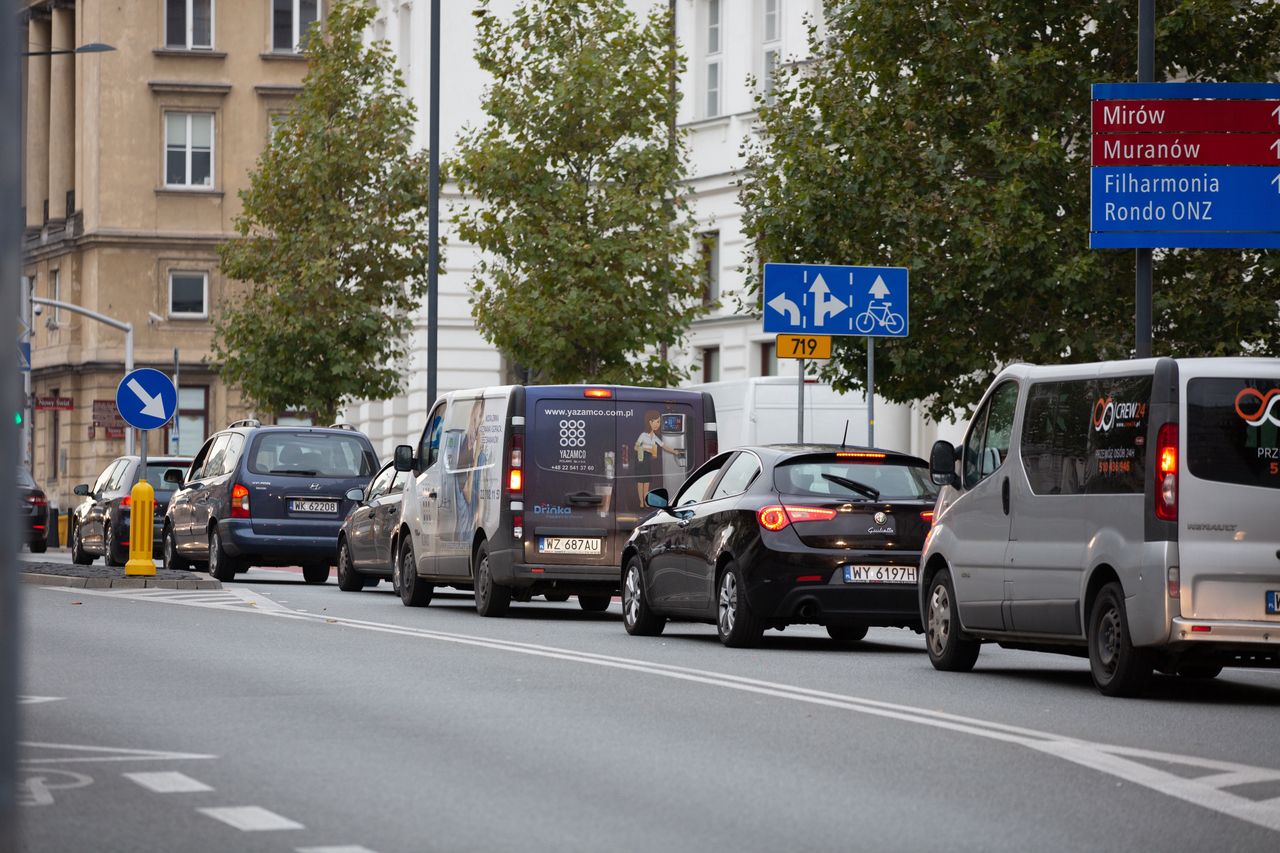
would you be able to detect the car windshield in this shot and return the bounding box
[248,432,375,478]
[775,456,937,500]
[145,462,190,494]
[17,469,37,489]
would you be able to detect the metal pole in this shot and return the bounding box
[797,359,805,442]
[20,276,30,470]
[867,338,875,446]
[171,349,179,454]
[124,328,134,453]
[426,0,440,407]
[1135,0,1155,358]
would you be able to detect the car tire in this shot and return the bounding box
[163,526,192,571]
[1088,582,1154,698]
[70,522,94,565]
[473,541,510,617]
[716,560,764,648]
[826,623,869,646]
[925,569,981,672]
[30,538,47,554]
[622,557,665,636]
[207,529,239,582]
[544,591,570,602]
[578,594,612,613]
[104,522,125,567]
[302,564,330,584]
[399,538,433,607]
[336,540,365,592]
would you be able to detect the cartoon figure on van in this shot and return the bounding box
[452,397,489,543]
[633,409,680,504]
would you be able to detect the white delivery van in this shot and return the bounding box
[921,358,1280,696]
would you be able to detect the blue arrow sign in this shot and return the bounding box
[17,342,30,373]
[763,263,909,337]
[116,368,177,431]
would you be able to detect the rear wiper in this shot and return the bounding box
[269,468,319,476]
[821,473,880,500]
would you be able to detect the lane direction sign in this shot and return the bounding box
[763,263,909,337]
[116,368,177,431]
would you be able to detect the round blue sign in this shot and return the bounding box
[115,368,178,431]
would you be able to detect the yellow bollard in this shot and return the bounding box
[124,479,156,576]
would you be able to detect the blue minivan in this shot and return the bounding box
[162,420,378,582]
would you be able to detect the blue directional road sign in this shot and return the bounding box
[763,263,909,337]
[116,368,178,431]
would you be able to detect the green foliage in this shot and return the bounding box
[451,0,706,386]
[217,0,431,423]
[741,1,1280,421]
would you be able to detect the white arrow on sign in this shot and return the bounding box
[1271,138,1280,159]
[767,292,801,326]
[869,275,891,300]
[1273,173,1280,194]
[1272,104,1280,125]
[127,378,168,420]
[810,274,846,327]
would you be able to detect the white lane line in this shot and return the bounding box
[20,741,216,765]
[198,806,304,832]
[18,696,64,705]
[123,771,213,793]
[297,847,381,853]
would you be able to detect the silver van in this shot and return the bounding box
[921,358,1280,696]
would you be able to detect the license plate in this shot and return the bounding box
[843,564,917,584]
[289,499,338,514]
[1268,591,1280,615]
[538,536,601,555]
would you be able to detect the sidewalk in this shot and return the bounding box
[18,551,222,590]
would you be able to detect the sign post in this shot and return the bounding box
[764,263,909,444]
[115,368,178,576]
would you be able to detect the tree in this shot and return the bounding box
[741,1,1280,421]
[217,0,431,424]
[450,0,705,387]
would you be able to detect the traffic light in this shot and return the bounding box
[14,410,21,426]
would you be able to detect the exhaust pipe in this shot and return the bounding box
[797,600,820,622]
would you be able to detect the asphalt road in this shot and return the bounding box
[15,560,1280,853]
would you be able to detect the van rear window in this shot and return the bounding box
[248,433,375,478]
[1187,378,1280,490]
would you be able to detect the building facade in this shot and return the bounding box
[21,0,320,509]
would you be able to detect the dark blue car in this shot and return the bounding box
[162,420,378,582]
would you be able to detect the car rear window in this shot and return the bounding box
[248,432,375,478]
[145,462,189,494]
[775,455,937,500]
[1187,377,1280,490]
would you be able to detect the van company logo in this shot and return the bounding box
[559,419,586,448]
[533,503,572,515]
[1092,397,1147,432]
[1235,387,1280,427]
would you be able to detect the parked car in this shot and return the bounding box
[921,357,1280,697]
[621,444,935,647]
[70,456,192,566]
[17,469,49,553]
[336,461,409,591]
[162,420,378,583]
[392,385,718,615]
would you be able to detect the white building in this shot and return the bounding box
[348,0,960,460]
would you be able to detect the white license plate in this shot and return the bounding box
[289,499,338,514]
[843,565,917,584]
[538,537,602,555]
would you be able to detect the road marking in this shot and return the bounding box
[198,806,304,832]
[297,847,382,853]
[20,741,215,764]
[18,695,64,705]
[123,771,212,793]
[18,769,94,807]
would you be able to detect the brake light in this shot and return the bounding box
[836,451,885,460]
[705,434,718,458]
[24,493,47,507]
[920,510,935,525]
[513,513,523,540]
[1155,422,1177,521]
[584,388,613,398]
[231,483,251,518]
[796,575,824,583]
[1191,625,1212,633]
[508,432,524,496]
[757,504,838,531]
[1167,566,1180,599]
[121,495,132,508]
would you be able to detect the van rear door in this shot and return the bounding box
[1180,368,1280,623]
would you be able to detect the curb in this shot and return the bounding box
[19,572,222,591]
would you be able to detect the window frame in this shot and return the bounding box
[167,270,209,319]
[759,341,778,377]
[700,346,721,384]
[164,111,215,189]
[272,0,320,53]
[165,0,215,50]
[699,230,720,306]
[704,0,722,117]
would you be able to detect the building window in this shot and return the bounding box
[760,341,778,376]
[170,386,208,457]
[398,4,413,82]
[705,0,722,117]
[169,271,208,319]
[165,112,214,188]
[701,347,721,383]
[48,386,60,481]
[166,0,213,50]
[273,0,319,53]
[49,268,60,325]
[699,231,720,306]
[763,0,780,42]
[761,0,781,102]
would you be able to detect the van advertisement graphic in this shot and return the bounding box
[1188,378,1280,489]
[1086,376,1151,492]
[441,396,504,551]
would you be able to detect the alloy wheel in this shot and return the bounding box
[624,565,641,627]
[718,571,737,636]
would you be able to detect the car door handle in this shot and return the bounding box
[677,519,691,528]
[1001,477,1010,515]
[567,491,604,507]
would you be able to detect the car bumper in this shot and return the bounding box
[1165,617,1280,667]
[117,515,166,556]
[218,519,339,565]
[488,546,619,592]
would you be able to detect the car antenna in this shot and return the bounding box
[840,420,849,449]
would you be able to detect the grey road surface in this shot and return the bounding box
[16,567,1280,853]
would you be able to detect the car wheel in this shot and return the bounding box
[716,560,763,648]
[103,522,125,567]
[399,537,433,607]
[826,623,869,646]
[925,569,981,672]
[302,564,330,584]
[70,522,94,566]
[207,529,239,582]
[544,591,570,602]
[163,526,191,571]
[1088,582,1154,697]
[622,557,664,636]
[473,541,510,617]
[578,594,612,613]
[336,540,365,592]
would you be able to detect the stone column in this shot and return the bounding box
[24,17,50,229]
[47,7,75,221]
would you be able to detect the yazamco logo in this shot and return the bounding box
[1235,387,1280,427]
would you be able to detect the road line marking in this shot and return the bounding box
[296,846,381,853]
[18,696,64,705]
[20,741,216,765]
[198,806,303,832]
[123,771,212,793]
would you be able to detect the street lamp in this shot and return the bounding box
[21,41,115,57]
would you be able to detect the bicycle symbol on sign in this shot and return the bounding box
[854,301,905,334]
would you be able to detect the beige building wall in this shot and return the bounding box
[21,0,320,511]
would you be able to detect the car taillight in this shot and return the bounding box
[583,388,613,398]
[1155,422,1177,521]
[231,483,251,518]
[1167,566,1180,599]
[757,504,838,532]
[120,495,132,508]
[508,432,524,496]
[836,451,885,461]
[24,493,47,507]
[920,510,935,525]
[705,434,718,459]
[513,513,523,540]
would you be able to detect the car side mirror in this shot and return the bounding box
[345,487,365,502]
[73,483,90,497]
[393,444,415,473]
[163,469,184,485]
[644,488,670,509]
[930,440,960,488]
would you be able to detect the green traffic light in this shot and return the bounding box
[14,411,21,426]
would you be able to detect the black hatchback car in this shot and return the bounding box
[162,420,378,583]
[335,461,408,591]
[18,469,49,553]
[70,456,192,566]
[621,445,938,647]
